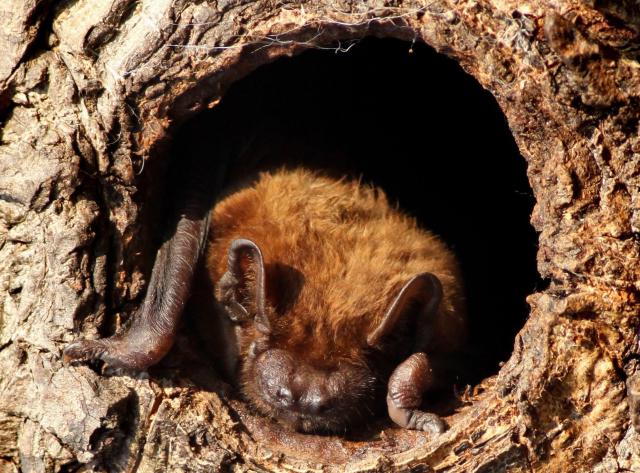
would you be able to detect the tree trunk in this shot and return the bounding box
[1,1,639,471]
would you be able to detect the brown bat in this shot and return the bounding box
[64,169,466,434]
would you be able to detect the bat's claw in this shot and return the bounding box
[63,339,108,365]
[387,394,447,433]
[406,410,446,434]
[63,336,164,370]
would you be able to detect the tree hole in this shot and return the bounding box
[166,36,540,429]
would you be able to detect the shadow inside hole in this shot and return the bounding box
[165,37,540,405]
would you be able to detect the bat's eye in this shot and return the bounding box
[225,301,250,322]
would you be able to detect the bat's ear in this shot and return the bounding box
[367,273,442,350]
[216,238,270,334]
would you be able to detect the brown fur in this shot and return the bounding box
[64,167,466,432]
[206,169,466,372]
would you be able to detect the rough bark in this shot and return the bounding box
[1,0,639,472]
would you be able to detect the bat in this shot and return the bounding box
[64,168,467,434]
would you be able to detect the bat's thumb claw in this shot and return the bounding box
[63,339,107,365]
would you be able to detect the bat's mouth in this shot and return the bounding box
[262,397,381,435]
[274,409,355,434]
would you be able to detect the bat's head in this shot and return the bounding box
[215,238,443,433]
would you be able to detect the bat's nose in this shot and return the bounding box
[255,349,335,415]
[264,378,333,416]
[268,382,331,415]
[274,386,294,407]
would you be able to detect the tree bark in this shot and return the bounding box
[1,0,639,471]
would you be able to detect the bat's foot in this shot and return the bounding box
[63,336,165,371]
[63,339,110,364]
[386,352,446,433]
[405,409,446,433]
[63,338,141,370]
[387,395,447,433]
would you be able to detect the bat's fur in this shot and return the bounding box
[203,169,466,431]
[64,166,467,433]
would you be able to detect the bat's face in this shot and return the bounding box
[240,341,379,433]
[214,238,444,433]
[213,239,378,432]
